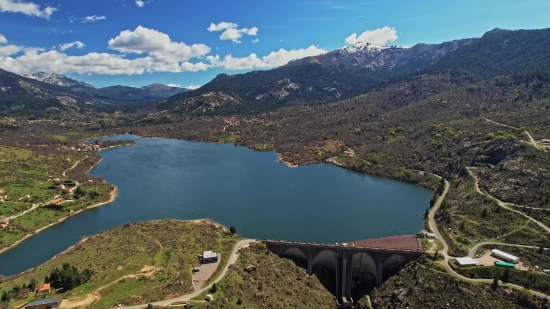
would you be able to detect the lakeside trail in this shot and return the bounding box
[426,172,550,300]
[0,155,117,256]
[120,239,256,309]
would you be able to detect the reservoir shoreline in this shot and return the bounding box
[0,134,433,276]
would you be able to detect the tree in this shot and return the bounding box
[229,226,236,235]
[44,276,50,284]
[147,304,153,309]
[210,283,218,293]
[481,207,488,218]
[1,291,8,302]
[492,275,499,290]
[28,278,38,291]
[501,269,510,282]
[539,246,544,254]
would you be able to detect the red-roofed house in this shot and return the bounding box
[37,283,51,295]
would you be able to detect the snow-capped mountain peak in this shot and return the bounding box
[22,72,95,89]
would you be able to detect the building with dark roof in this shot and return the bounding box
[25,298,62,309]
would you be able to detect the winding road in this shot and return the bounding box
[425,172,550,300]
[121,239,256,309]
[8,156,86,221]
[467,167,550,233]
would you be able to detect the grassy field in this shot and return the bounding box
[0,220,238,309]
[198,242,335,309]
[0,122,135,251]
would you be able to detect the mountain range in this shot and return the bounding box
[0,71,191,116]
[2,28,550,118]
[154,28,550,116]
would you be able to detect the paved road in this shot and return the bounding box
[121,239,256,309]
[425,172,550,300]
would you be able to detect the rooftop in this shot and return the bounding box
[26,298,62,307]
[455,257,478,265]
[37,283,50,292]
[347,235,422,251]
[202,250,217,259]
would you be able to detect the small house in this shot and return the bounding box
[200,250,218,264]
[24,298,62,309]
[37,283,51,295]
[205,294,214,301]
[53,178,62,185]
[56,185,66,191]
[49,198,64,206]
[0,220,8,228]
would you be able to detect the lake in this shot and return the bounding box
[0,135,432,276]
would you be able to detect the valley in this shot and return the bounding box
[0,25,550,309]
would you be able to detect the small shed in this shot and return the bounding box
[201,250,218,264]
[455,257,479,267]
[205,294,214,301]
[25,298,62,309]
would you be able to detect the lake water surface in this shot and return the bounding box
[0,135,432,275]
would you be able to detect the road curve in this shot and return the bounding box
[121,239,256,309]
[425,173,550,300]
[469,242,546,258]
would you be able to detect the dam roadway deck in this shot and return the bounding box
[262,235,425,305]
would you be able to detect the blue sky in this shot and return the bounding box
[0,0,549,89]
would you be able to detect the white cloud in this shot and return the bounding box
[0,27,211,75]
[208,45,326,70]
[0,44,22,56]
[135,0,151,7]
[167,83,180,87]
[58,41,85,51]
[252,38,259,43]
[207,22,258,43]
[207,22,238,32]
[108,26,211,63]
[345,26,398,45]
[0,25,323,76]
[83,15,106,23]
[0,34,7,44]
[185,85,201,90]
[0,0,57,19]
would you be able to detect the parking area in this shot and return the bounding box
[192,253,221,291]
[473,252,527,270]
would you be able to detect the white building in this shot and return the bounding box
[491,249,520,264]
[455,257,479,267]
